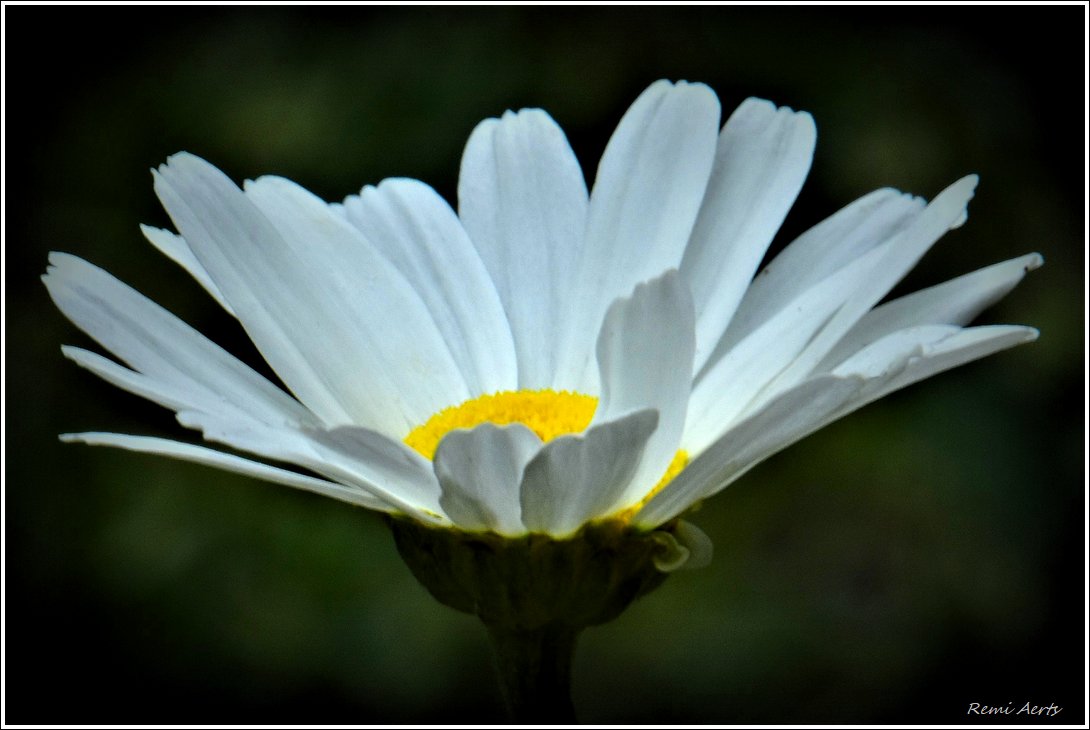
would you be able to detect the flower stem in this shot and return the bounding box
[486,623,579,723]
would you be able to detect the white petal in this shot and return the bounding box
[63,345,201,415]
[140,224,236,316]
[153,154,467,435]
[830,325,964,378]
[593,270,695,511]
[176,410,446,523]
[756,175,979,395]
[57,344,440,520]
[43,253,317,428]
[60,431,390,511]
[342,178,517,396]
[555,80,720,391]
[636,375,866,528]
[831,324,1039,413]
[60,346,439,516]
[241,173,471,433]
[58,348,422,515]
[709,187,924,369]
[458,109,588,389]
[307,424,448,522]
[520,410,659,537]
[433,423,542,535]
[683,249,881,454]
[680,98,817,373]
[642,323,1038,528]
[758,327,1037,471]
[816,253,1043,372]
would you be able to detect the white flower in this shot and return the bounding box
[46,80,1040,543]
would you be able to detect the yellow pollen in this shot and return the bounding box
[405,389,597,460]
[613,449,690,523]
[404,389,689,523]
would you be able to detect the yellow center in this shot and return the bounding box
[404,389,687,522]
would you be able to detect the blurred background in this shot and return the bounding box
[5,5,1084,724]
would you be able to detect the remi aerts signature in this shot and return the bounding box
[967,702,1063,717]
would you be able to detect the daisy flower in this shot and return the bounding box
[46,80,1040,562]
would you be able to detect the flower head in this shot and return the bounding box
[46,80,1040,551]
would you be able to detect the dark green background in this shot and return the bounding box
[5,6,1084,724]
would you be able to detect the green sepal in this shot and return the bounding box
[387,517,676,631]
